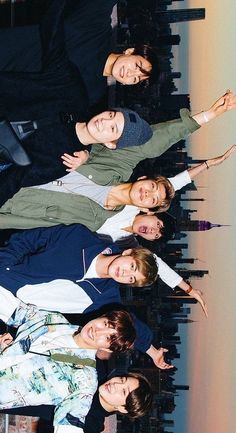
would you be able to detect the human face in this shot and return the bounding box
[111,51,152,85]
[87,111,124,146]
[99,376,139,411]
[129,178,166,210]
[107,254,145,285]
[132,214,164,240]
[79,317,117,350]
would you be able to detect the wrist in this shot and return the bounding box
[185,285,193,294]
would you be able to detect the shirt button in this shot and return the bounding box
[88,175,93,179]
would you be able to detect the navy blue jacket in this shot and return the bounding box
[0,223,153,352]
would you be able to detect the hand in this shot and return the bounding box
[190,288,208,317]
[207,144,236,168]
[0,332,13,350]
[146,345,174,369]
[206,90,236,121]
[61,150,89,171]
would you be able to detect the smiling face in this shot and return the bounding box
[111,51,152,85]
[99,376,139,412]
[129,178,167,210]
[107,254,145,285]
[86,111,124,146]
[79,317,117,350]
[132,214,164,240]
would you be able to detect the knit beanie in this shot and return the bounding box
[114,107,153,148]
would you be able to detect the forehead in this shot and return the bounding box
[139,214,160,224]
[156,182,166,199]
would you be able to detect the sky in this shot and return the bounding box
[168,1,236,432]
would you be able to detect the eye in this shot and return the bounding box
[129,276,135,284]
[133,77,137,84]
[109,112,113,118]
[106,335,111,342]
[104,320,108,327]
[152,182,155,189]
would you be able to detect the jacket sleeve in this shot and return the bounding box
[0,224,67,267]
[40,0,68,73]
[132,314,153,353]
[0,286,45,326]
[77,109,201,185]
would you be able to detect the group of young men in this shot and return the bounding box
[0,1,236,432]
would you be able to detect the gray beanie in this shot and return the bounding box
[114,107,153,148]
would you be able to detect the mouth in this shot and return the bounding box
[88,327,94,340]
[115,267,120,278]
[95,119,100,131]
[138,225,147,234]
[139,187,144,201]
[120,66,124,79]
[105,383,111,393]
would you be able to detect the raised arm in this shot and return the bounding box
[62,91,236,182]
[155,256,208,317]
[187,144,236,180]
[192,90,236,125]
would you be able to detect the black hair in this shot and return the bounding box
[132,44,160,86]
[156,212,176,242]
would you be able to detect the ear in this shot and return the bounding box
[103,142,117,150]
[122,248,133,256]
[137,175,147,180]
[96,349,112,360]
[116,405,128,414]
[123,47,135,55]
[138,207,149,213]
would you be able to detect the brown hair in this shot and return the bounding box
[151,176,175,213]
[123,372,153,419]
[129,247,159,287]
[102,310,135,352]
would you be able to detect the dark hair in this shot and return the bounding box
[132,44,160,86]
[129,247,158,287]
[102,310,135,352]
[123,372,153,419]
[156,212,176,242]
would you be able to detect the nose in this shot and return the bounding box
[127,65,141,77]
[95,328,115,337]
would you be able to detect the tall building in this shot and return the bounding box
[155,8,205,23]
[179,220,230,231]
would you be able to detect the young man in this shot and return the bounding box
[0,0,153,207]
[0,223,207,328]
[0,287,152,431]
[0,0,159,106]
[0,143,234,232]
[97,211,176,243]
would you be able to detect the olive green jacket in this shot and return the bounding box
[0,110,200,229]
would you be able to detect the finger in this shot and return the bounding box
[61,155,74,163]
[62,161,73,168]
